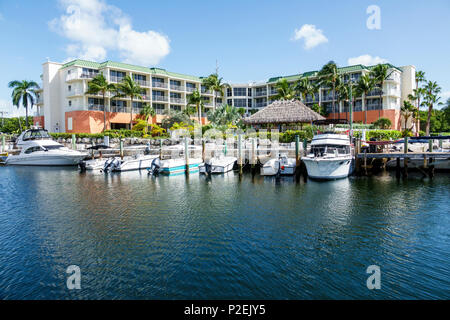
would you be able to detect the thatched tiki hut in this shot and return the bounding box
[244,99,325,130]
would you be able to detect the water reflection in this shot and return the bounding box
[0,166,449,299]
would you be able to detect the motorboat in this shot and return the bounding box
[157,157,203,175]
[302,133,354,179]
[199,154,237,174]
[260,154,296,176]
[102,154,159,172]
[5,128,87,166]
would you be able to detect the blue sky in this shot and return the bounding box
[1,0,449,116]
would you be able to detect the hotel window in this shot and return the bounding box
[68,85,71,92]
[186,82,196,90]
[170,80,181,86]
[81,68,98,78]
[68,100,72,107]
[170,92,181,98]
[110,70,125,82]
[227,99,232,105]
[153,103,166,114]
[67,117,73,131]
[248,88,252,96]
[227,88,232,97]
[170,105,181,112]
[152,90,165,97]
[248,99,252,108]
[234,98,247,108]
[233,88,246,96]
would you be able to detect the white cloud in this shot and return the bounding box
[347,54,388,66]
[49,0,170,65]
[292,24,328,49]
[441,91,450,101]
[0,99,27,117]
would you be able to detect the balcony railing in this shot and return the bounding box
[170,97,185,104]
[170,84,185,91]
[155,108,165,115]
[201,88,212,94]
[152,95,168,102]
[186,86,197,93]
[254,91,267,97]
[67,88,85,96]
[81,72,98,79]
[135,79,149,87]
[203,101,213,107]
[110,76,125,83]
[269,90,277,95]
[152,82,168,89]
[88,104,105,111]
[255,102,267,108]
[110,106,129,113]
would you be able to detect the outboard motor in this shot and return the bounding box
[205,161,212,175]
[101,157,115,173]
[78,160,87,172]
[148,157,161,176]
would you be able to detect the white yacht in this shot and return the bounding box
[102,154,159,172]
[302,133,354,179]
[5,128,87,166]
[261,154,296,176]
[199,154,237,174]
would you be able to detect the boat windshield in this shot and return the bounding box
[22,129,51,141]
[42,145,64,150]
[311,145,350,157]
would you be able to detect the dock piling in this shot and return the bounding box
[72,134,76,150]
[1,135,5,153]
[120,139,124,160]
[238,133,243,177]
[185,136,189,177]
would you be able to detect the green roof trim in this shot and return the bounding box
[61,59,202,82]
[267,63,402,84]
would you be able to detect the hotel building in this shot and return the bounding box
[34,59,416,133]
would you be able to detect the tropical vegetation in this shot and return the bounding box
[85,74,117,132]
[8,80,40,129]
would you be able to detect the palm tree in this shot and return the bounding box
[271,78,297,100]
[140,103,156,133]
[355,73,375,124]
[318,61,339,119]
[400,100,417,131]
[187,89,204,123]
[207,104,242,126]
[338,83,357,122]
[113,76,143,130]
[422,81,441,135]
[369,64,392,119]
[413,70,426,134]
[202,74,230,110]
[85,74,116,131]
[295,77,314,102]
[8,80,40,129]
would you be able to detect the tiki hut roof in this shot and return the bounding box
[244,99,325,125]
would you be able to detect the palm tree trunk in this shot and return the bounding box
[426,104,432,136]
[332,83,335,120]
[130,97,133,130]
[198,102,201,124]
[378,82,383,119]
[363,93,367,124]
[25,106,29,129]
[416,96,421,135]
[102,92,106,132]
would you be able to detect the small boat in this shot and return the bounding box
[78,145,111,171]
[5,128,87,166]
[302,133,354,180]
[102,154,159,172]
[158,158,203,175]
[261,154,296,176]
[199,154,237,174]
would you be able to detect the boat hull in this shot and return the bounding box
[160,158,203,175]
[260,157,296,176]
[6,153,86,166]
[302,157,353,180]
[199,157,236,174]
[112,155,159,172]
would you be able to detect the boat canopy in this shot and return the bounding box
[311,134,351,146]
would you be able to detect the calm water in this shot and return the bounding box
[0,166,449,299]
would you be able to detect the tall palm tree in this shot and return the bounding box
[318,61,339,119]
[400,100,417,131]
[422,81,441,135]
[413,70,426,134]
[369,64,392,119]
[295,77,314,102]
[114,76,143,130]
[85,74,116,131]
[271,78,297,100]
[140,103,156,133]
[338,83,357,122]
[187,89,204,123]
[202,73,230,110]
[8,80,40,129]
[355,73,375,124]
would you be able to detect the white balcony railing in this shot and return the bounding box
[254,91,267,97]
[152,82,168,89]
[170,85,185,91]
[186,86,197,93]
[135,79,150,87]
[170,97,185,104]
[152,95,168,102]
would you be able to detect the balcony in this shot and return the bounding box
[67,88,85,97]
[170,97,185,104]
[186,86,197,93]
[135,79,150,87]
[170,84,185,91]
[152,82,168,89]
[269,90,277,96]
[152,95,168,102]
[110,76,125,83]
[254,91,267,97]
[88,104,105,111]
[110,106,129,113]
[201,88,212,95]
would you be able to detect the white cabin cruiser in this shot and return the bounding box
[199,154,237,174]
[261,154,296,176]
[6,128,87,166]
[302,133,354,179]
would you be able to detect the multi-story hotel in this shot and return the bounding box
[34,59,416,133]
